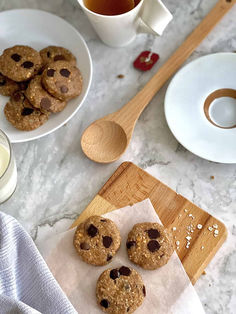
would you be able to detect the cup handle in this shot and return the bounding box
[137,0,173,36]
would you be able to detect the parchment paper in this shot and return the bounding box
[43,199,205,314]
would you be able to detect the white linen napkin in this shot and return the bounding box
[0,212,77,314]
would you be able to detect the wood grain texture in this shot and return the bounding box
[72,162,227,284]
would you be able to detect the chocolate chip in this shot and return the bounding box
[126,241,136,249]
[147,229,160,239]
[21,107,34,116]
[18,81,29,90]
[103,236,112,248]
[54,55,66,61]
[110,269,120,280]
[127,308,130,312]
[80,242,90,250]
[40,97,51,110]
[100,219,106,222]
[100,299,109,308]
[119,266,131,276]
[11,53,21,62]
[13,92,22,102]
[147,240,160,252]
[0,78,6,86]
[60,68,71,77]
[107,254,112,261]
[21,61,34,69]
[143,285,146,297]
[47,51,51,58]
[47,69,55,77]
[60,85,68,93]
[87,224,98,237]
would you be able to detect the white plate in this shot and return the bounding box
[0,9,92,143]
[165,53,236,164]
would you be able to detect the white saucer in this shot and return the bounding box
[165,53,236,164]
[0,9,92,143]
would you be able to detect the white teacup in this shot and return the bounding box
[77,0,173,47]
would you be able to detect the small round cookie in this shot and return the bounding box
[0,72,19,96]
[42,61,83,101]
[96,266,146,314]
[73,215,121,266]
[0,45,42,82]
[4,91,49,131]
[25,75,67,113]
[126,222,174,270]
[40,46,76,67]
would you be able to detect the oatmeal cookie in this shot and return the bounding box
[126,222,174,270]
[42,60,82,101]
[25,75,67,113]
[0,45,42,82]
[96,266,146,313]
[4,91,49,131]
[73,215,121,266]
[40,46,76,67]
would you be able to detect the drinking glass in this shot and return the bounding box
[0,129,17,204]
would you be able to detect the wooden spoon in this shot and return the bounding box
[81,0,235,163]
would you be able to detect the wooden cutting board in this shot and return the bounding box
[71,162,227,284]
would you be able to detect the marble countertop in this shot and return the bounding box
[0,0,235,313]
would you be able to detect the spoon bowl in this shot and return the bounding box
[81,120,128,163]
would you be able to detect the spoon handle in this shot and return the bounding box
[115,0,235,134]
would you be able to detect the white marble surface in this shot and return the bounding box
[0,0,235,313]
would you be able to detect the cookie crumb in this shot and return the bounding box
[202,270,206,275]
[210,176,215,180]
[117,74,124,79]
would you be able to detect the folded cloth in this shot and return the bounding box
[0,212,77,314]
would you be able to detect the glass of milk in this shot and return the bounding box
[0,129,17,204]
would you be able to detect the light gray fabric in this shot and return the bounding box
[0,212,77,314]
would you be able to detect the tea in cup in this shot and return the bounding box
[78,0,173,47]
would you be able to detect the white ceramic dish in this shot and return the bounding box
[165,53,236,164]
[0,9,92,143]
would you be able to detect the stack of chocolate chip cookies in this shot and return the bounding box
[0,45,83,131]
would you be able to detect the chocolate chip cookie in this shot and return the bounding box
[4,91,49,131]
[126,222,174,270]
[0,72,19,96]
[42,61,83,101]
[73,216,121,266]
[0,45,42,82]
[25,75,67,113]
[96,266,146,314]
[40,46,76,68]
